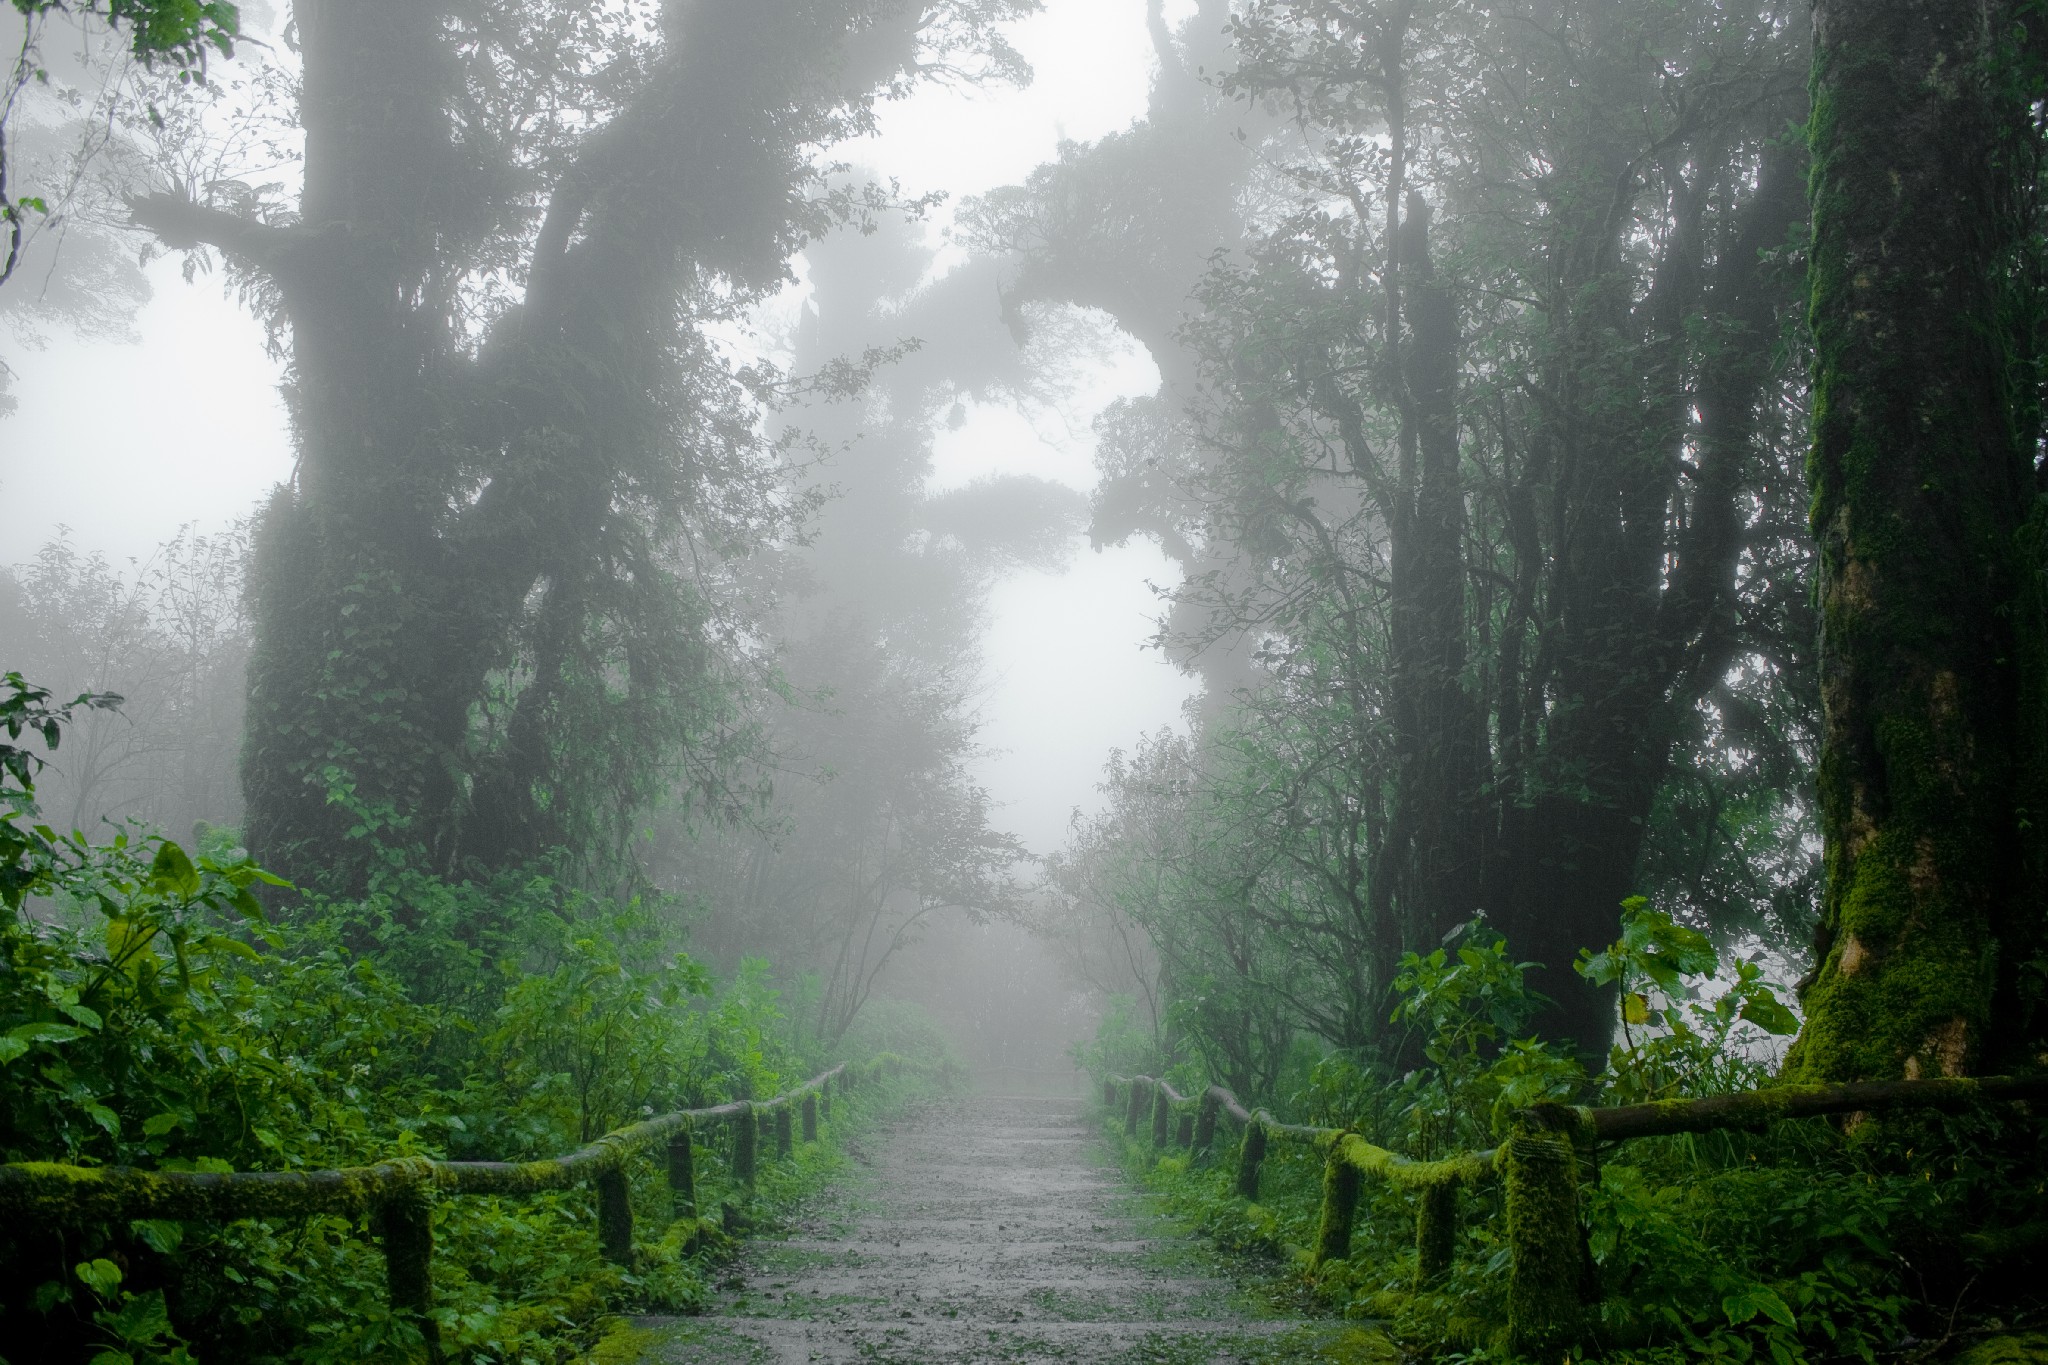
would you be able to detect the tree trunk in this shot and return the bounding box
[1375,196,1489,959]
[1787,0,2045,1082]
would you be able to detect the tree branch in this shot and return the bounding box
[126,192,326,273]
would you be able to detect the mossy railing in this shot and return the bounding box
[1106,1070,2048,1363]
[0,1051,929,1361]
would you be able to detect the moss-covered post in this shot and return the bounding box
[668,1125,696,1222]
[802,1092,818,1143]
[1175,1111,1194,1148]
[775,1105,794,1158]
[1193,1090,1220,1154]
[1415,1177,1457,1283]
[378,1188,441,1362]
[1124,1080,1145,1136]
[1312,1144,1363,1268]
[1504,1117,1582,1363]
[1234,1119,1267,1200]
[1787,0,2048,1084]
[1103,1078,1118,1108]
[1150,1087,1172,1147]
[733,1103,757,1187]
[596,1166,633,1264]
[821,1083,832,1121]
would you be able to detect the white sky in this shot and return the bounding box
[0,0,1198,857]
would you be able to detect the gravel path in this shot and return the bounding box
[627,1094,1373,1364]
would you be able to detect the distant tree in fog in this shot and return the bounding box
[0,525,250,842]
[124,0,1036,891]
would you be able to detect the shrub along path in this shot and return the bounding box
[626,1094,1377,1363]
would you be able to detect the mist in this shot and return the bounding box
[4,1,2045,1361]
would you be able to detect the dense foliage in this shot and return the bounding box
[0,675,956,1363]
[1097,903,2044,1363]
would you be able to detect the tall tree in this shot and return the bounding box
[128,0,1033,889]
[1786,0,2048,1082]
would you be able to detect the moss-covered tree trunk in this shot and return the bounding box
[135,0,986,891]
[1788,0,2046,1081]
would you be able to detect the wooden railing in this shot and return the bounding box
[1106,1071,2048,1362]
[0,1051,932,1360]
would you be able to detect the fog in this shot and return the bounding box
[11,2,2045,1358]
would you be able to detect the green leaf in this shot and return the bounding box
[1739,990,1801,1036]
[129,1219,184,1255]
[1753,1287,1797,1327]
[101,1287,175,1345]
[0,1037,28,1065]
[75,1258,124,1299]
[149,841,201,898]
[1622,992,1651,1026]
[8,1021,84,1047]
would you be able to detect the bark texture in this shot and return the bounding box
[1789,0,2046,1081]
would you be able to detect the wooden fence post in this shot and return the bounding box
[733,1103,757,1187]
[1234,1119,1267,1200]
[596,1166,633,1264]
[1151,1088,1171,1147]
[378,1188,441,1362]
[1415,1178,1457,1283]
[1175,1112,1194,1148]
[776,1105,794,1158]
[802,1092,818,1143]
[1312,1144,1362,1267]
[668,1125,696,1222]
[1504,1117,1582,1363]
[1193,1090,1219,1154]
[1125,1080,1145,1136]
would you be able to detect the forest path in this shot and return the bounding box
[625,1094,1379,1364]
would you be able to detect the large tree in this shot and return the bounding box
[128,0,1032,890]
[1786,0,2048,1082]
[1013,0,1813,1058]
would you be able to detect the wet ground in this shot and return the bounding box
[627,1095,1382,1364]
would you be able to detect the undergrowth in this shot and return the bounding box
[1090,908,2048,1364]
[0,674,964,1363]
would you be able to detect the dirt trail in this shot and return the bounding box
[629,1094,1359,1364]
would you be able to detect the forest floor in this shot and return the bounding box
[618,1094,1390,1364]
